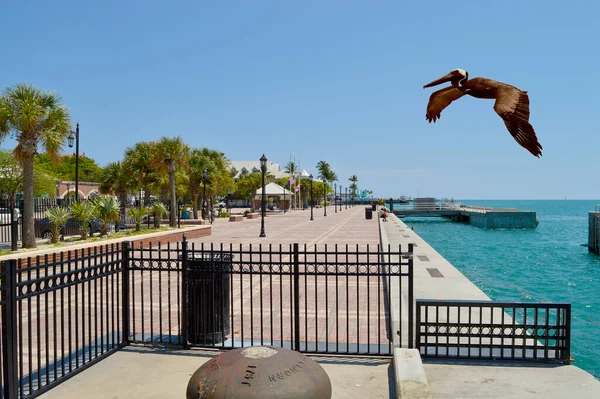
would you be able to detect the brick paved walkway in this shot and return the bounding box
[10,205,408,395]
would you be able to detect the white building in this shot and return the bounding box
[230,160,289,181]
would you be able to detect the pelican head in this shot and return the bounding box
[423,69,469,88]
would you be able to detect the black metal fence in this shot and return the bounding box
[1,244,127,398]
[129,241,414,356]
[0,240,575,397]
[415,299,571,364]
[0,197,77,245]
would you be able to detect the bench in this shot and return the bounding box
[229,215,243,222]
[246,213,259,219]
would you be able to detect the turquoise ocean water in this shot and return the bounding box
[397,200,600,379]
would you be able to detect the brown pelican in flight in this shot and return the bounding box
[423,69,543,157]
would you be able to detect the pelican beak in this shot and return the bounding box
[423,72,455,88]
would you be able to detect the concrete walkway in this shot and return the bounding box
[380,212,600,398]
[30,205,600,398]
[41,346,393,399]
[40,205,397,398]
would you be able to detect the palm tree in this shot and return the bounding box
[348,175,358,202]
[99,161,133,220]
[151,137,190,227]
[236,172,263,210]
[69,201,96,240]
[93,196,120,236]
[46,207,71,244]
[0,84,71,248]
[284,161,298,207]
[187,148,234,219]
[123,141,155,206]
[151,201,168,228]
[316,161,330,205]
[127,206,149,232]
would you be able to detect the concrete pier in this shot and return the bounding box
[393,206,539,229]
[589,212,600,255]
[36,206,600,398]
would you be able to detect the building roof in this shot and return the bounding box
[230,160,288,180]
[255,182,293,196]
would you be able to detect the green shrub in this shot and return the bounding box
[127,206,149,232]
[151,201,168,228]
[69,201,96,240]
[218,210,229,218]
[93,196,121,236]
[46,207,71,243]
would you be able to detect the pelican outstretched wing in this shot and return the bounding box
[493,87,543,157]
[425,87,466,123]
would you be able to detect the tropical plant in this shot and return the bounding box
[69,201,96,240]
[235,172,263,211]
[46,206,71,243]
[348,175,358,201]
[0,84,72,248]
[217,210,229,218]
[99,161,134,221]
[284,161,299,207]
[93,196,120,236]
[151,201,168,228]
[151,137,190,227]
[127,206,149,232]
[123,141,156,206]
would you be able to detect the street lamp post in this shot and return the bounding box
[67,123,80,202]
[310,174,314,221]
[339,186,342,212]
[260,154,267,237]
[334,183,337,213]
[202,168,208,220]
[66,182,70,202]
[345,187,348,209]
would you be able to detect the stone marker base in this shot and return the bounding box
[394,348,432,399]
[186,346,332,398]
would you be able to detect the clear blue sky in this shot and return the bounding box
[2,1,598,199]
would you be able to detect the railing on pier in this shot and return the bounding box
[415,299,571,364]
[129,241,414,356]
[0,244,127,398]
[0,239,413,397]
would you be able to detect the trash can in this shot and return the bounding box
[371,202,377,211]
[365,207,373,220]
[184,253,233,345]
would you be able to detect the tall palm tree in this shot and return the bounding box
[0,84,71,248]
[348,175,358,202]
[151,137,190,227]
[316,160,330,205]
[284,161,298,207]
[99,161,134,220]
[123,141,155,206]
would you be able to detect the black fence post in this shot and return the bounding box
[10,205,18,251]
[293,243,300,352]
[564,304,572,364]
[408,243,414,349]
[1,259,19,399]
[181,237,190,349]
[122,241,131,345]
